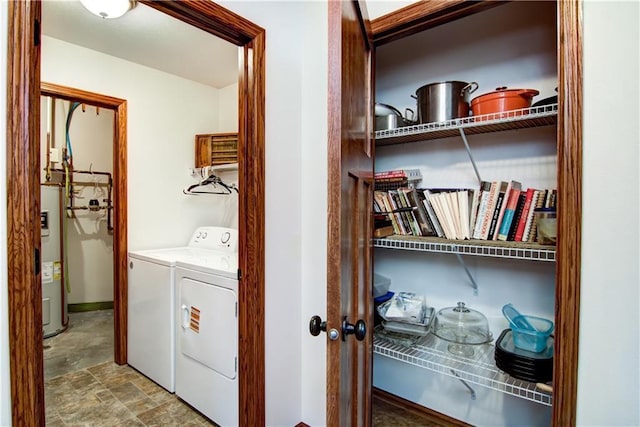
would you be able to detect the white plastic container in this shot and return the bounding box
[373,273,391,298]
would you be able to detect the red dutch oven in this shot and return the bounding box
[470,87,539,117]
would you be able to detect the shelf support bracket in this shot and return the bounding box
[455,253,478,296]
[450,369,476,400]
[459,128,482,185]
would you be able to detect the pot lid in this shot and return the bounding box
[471,87,540,103]
[375,103,402,117]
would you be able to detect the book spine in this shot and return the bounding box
[472,181,492,239]
[379,192,401,235]
[526,189,547,242]
[521,190,541,242]
[422,191,445,238]
[468,189,480,235]
[458,190,470,240]
[514,188,536,242]
[497,187,523,241]
[492,181,516,240]
[375,170,406,179]
[487,191,505,240]
[408,188,435,236]
[390,191,411,235]
[478,181,501,240]
[431,193,455,239]
[507,193,527,241]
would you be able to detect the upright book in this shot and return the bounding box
[472,181,493,239]
[497,184,523,241]
[477,181,502,240]
[492,180,522,240]
[514,188,537,242]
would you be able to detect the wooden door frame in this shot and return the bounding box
[7,2,266,426]
[40,82,128,364]
[369,1,582,426]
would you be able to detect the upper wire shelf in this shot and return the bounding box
[373,236,556,262]
[375,104,558,146]
[373,331,553,406]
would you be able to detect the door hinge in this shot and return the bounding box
[235,356,238,373]
[235,302,238,318]
[34,248,40,275]
[237,268,241,280]
[34,19,40,47]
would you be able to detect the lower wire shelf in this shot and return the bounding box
[373,330,553,407]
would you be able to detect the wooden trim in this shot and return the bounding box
[370,1,582,425]
[373,388,472,427]
[553,1,582,426]
[140,0,263,45]
[326,4,343,426]
[237,32,267,427]
[9,5,266,427]
[295,423,311,427]
[371,0,504,46]
[40,83,128,365]
[7,2,44,425]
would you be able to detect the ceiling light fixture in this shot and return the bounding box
[79,0,137,19]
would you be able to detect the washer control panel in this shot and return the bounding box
[189,227,238,253]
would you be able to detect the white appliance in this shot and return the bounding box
[174,228,239,426]
[41,185,68,338]
[127,226,238,393]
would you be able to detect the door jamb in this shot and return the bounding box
[7,2,266,426]
[40,82,128,365]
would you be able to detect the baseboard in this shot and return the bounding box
[373,387,471,427]
[68,301,114,312]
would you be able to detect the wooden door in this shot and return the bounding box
[326,1,374,426]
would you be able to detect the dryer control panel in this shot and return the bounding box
[188,227,238,253]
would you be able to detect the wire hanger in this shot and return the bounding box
[183,173,238,195]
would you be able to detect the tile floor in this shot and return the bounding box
[44,310,216,426]
[43,309,441,426]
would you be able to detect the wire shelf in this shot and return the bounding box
[373,236,556,262]
[375,104,558,146]
[373,331,553,406]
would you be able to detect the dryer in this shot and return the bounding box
[174,229,239,426]
[127,226,238,393]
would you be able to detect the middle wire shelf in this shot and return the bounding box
[373,331,553,407]
[373,235,556,262]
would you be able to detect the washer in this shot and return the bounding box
[174,230,239,426]
[127,226,238,393]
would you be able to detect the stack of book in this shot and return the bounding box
[373,180,557,244]
[374,169,422,192]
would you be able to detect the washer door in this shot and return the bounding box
[179,277,237,379]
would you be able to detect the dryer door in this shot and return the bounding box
[179,277,238,379]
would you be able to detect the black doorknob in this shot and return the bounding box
[309,315,327,336]
[342,317,366,341]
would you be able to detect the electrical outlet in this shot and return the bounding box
[49,147,62,163]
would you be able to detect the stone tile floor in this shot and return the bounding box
[45,361,216,426]
[44,310,216,426]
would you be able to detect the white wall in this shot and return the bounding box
[218,82,239,133]
[43,35,231,251]
[579,1,639,425]
[214,1,318,424]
